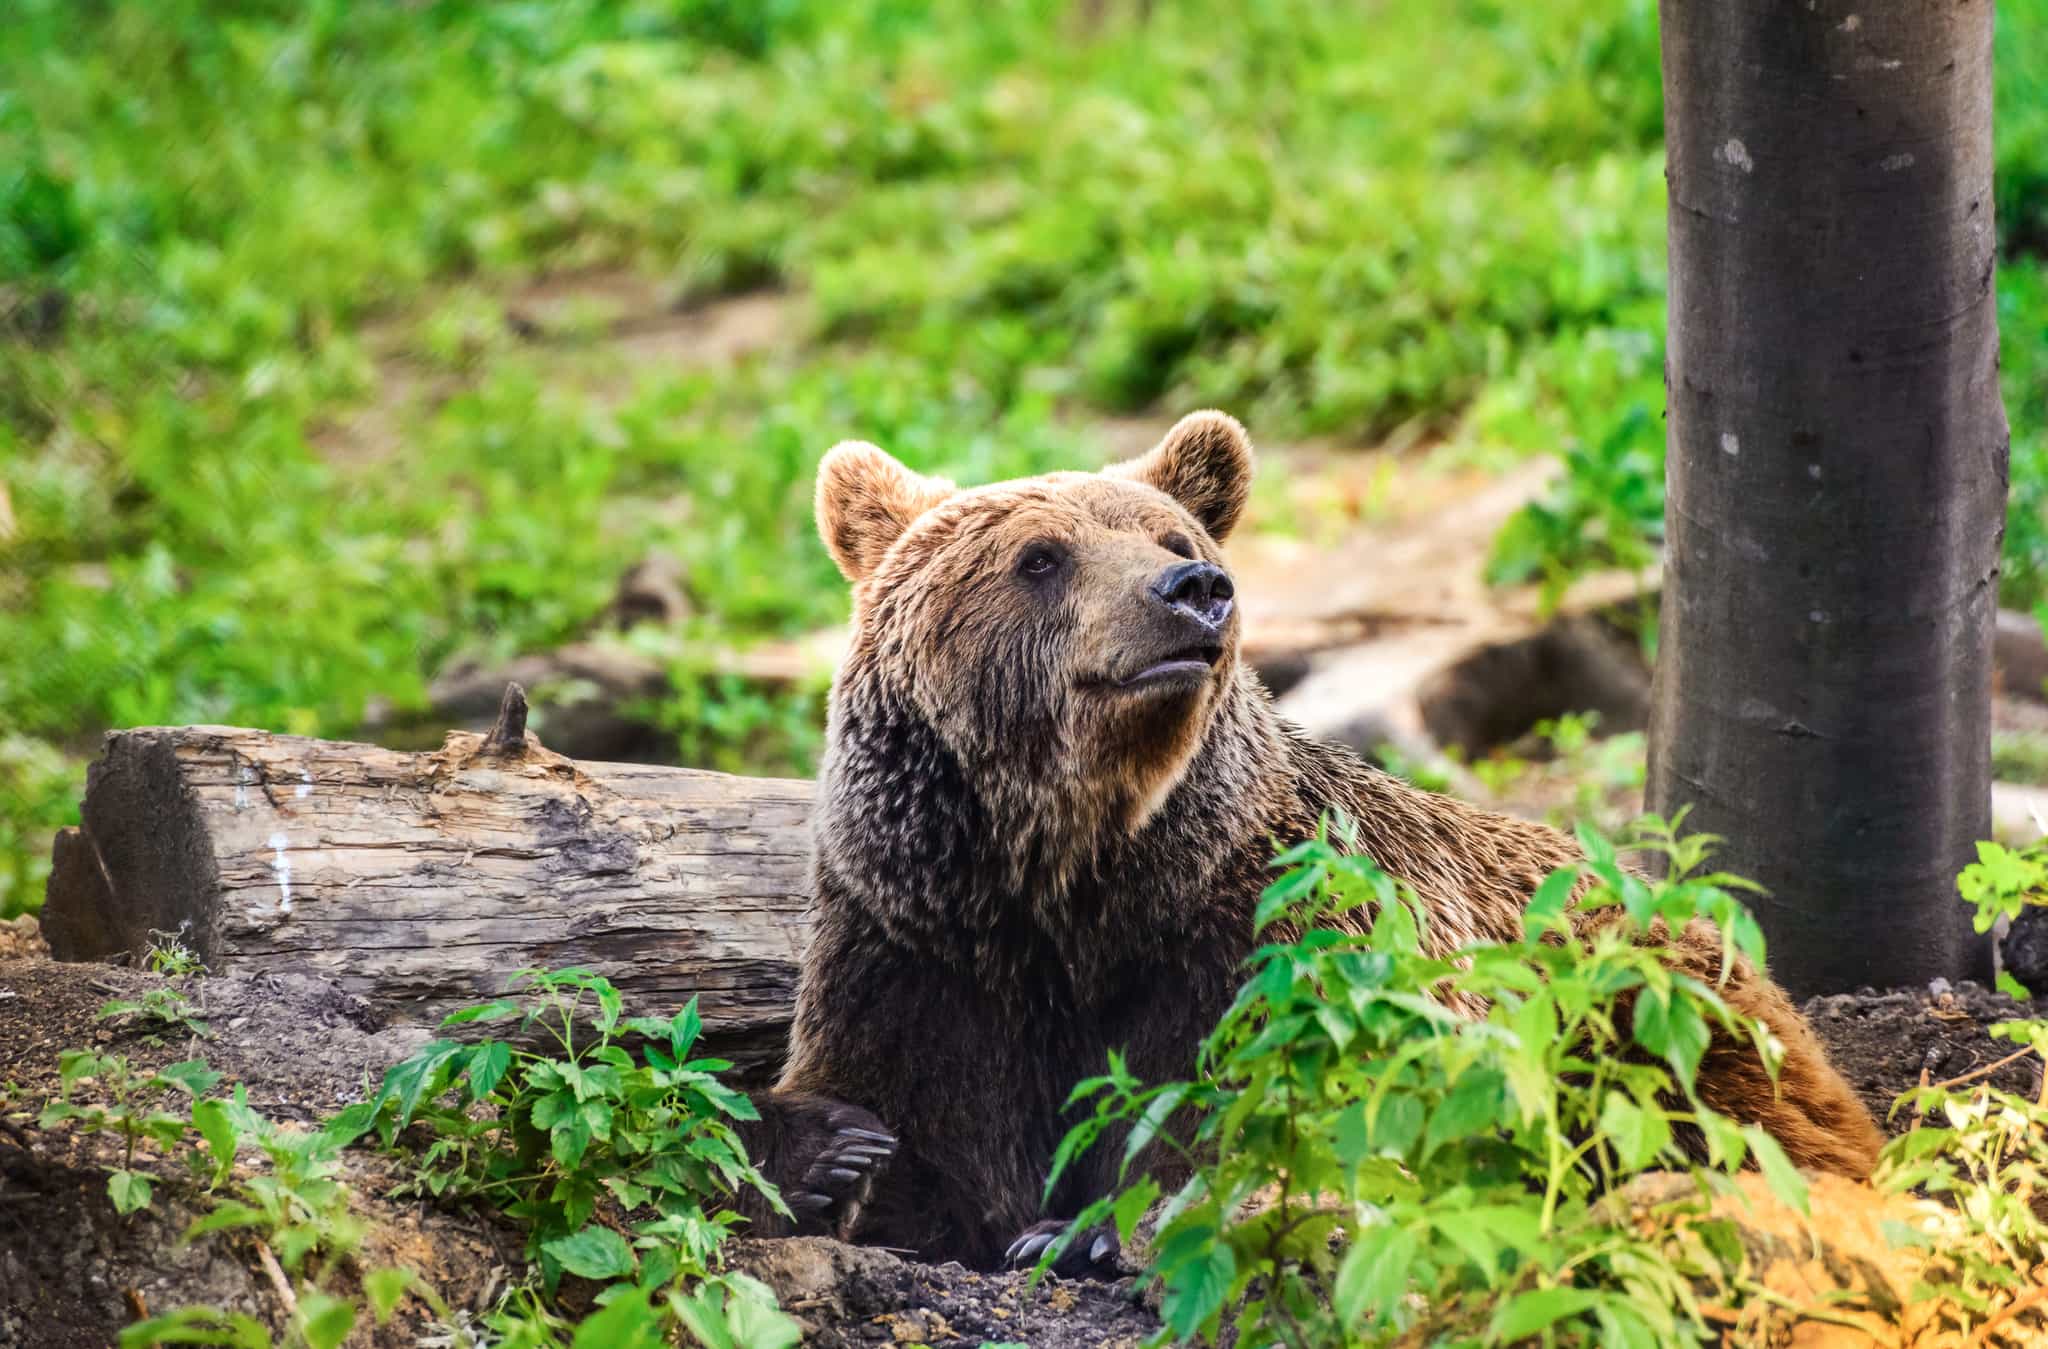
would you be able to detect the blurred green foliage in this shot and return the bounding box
[0,0,2043,916]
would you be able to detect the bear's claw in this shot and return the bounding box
[787,1109,898,1237]
[1004,1219,1121,1277]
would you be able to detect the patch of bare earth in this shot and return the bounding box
[311,272,795,467]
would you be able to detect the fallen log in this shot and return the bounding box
[42,686,815,1082]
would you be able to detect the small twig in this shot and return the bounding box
[1931,1046,2036,1094]
[481,682,530,757]
[253,1239,299,1320]
[1969,1280,2048,1348]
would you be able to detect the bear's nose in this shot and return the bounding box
[1150,560,1234,628]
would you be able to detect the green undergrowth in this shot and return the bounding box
[1038,816,2048,1346]
[23,841,2048,1344]
[1,0,2045,913]
[1486,1,2048,618]
[30,968,798,1348]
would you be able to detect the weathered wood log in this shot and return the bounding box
[42,703,815,1082]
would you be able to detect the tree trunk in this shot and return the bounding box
[41,703,816,1083]
[1648,0,2006,994]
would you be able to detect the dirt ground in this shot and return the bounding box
[0,954,2037,1348]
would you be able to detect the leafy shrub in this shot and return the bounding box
[97,984,211,1042]
[1484,399,1664,615]
[1044,814,1798,1346]
[1878,1020,2048,1339]
[43,967,794,1346]
[356,967,797,1344]
[1957,838,2048,1001]
[39,1051,221,1215]
[0,734,75,918]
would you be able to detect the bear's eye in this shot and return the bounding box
[1161,531,1196,559]
[1016,542,1065,579]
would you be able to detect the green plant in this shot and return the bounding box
[1957,839,2048,1000]
[1532,713,1649,835]
[143,931,208,977]
[3,0,2045,902]
[1878,1019,2048,1340]
[1869,849,2048,1339]
[1041,814,1798,1347]
[1486,402,1665,617]
[0,733,74,918]
[184,1090,366,1273]
[39,1051,221,1214]
[359,968,797,1345]
[98,985,212,1042]
[1468,750,1533,798]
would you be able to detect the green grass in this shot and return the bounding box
[1,0,2044,915]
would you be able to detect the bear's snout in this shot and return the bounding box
[1148,559,1234,631]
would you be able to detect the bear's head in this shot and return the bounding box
[815,411,1254,848]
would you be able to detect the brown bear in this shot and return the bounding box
[736,410,1884,1272]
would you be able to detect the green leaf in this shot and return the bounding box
[59,1049,105,1094]
[1162,1239,1235,1340]
[439,999,521,1027]
[1111,1177,1161,1244]
[594,980,623,1034]
[375,1039,466,1129]
[1997,969,2033,1001]
[551,1115,594,1169]
[1744,1125,1810,1215]
[1332,1100,1371,1166]
[156,1059,223,1097]
[1523,866,1579,936]
[296,1291,355,1349]
[1333,1223,1416,1326]
[184,1200,268,1241]
[364,1266,411,1324]
[1697,1110,1748,1171]
[318,1100,378,1150]
[465,1040,512,1100]
[190,1098,239,1183]
[1422,1068,1505,1159]
[1368,1092,1425,1160]
[118,1306,271,1348]
[1433,1205,1539,1272]
[670,998,703,1061]
[1632,987,1710,1086]
[533,1089,580,1129]
[1598,1092,1671,1171]
[1491,1286,1604,1339]
[1123,1085,1187,1168]
[108,1169,153,1214]
[667,1284,742,1349]
[544,1224,638,1280]
[1883,1125,1957,1165]
[721,1283,802,1349]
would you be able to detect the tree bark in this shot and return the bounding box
[1648,0,2006,993]
[41,712,815,1083]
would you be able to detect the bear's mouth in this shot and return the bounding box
[1114,642,1224,690]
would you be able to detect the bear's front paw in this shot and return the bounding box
[1004,1218,1122,1277]
[784,1101,897,1238]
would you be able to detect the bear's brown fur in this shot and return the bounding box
[740,411,1884,1271]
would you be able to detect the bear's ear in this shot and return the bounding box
[1108,410,1254,543]
[815,441,956,583]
